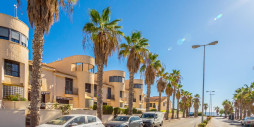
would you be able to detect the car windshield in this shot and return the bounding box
[246,117,254,120]
[113,116,130,121]
[141,114,155,118]
[46,116,74,125]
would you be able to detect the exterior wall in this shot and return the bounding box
[0,13,29,100]
[125,79,145,109]
[146,98,171,111]
[0,109,26,127]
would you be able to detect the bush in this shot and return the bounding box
[136,110,143,114]
[103,105,113,114]
[133,108,137,114]
[198,112,203,116]
[114,107,121,115]
[203,120,208,125]
[93,104,97,110]
[150,109,157,111]
[207,116,212,121]
[7,94,26,101]
[198,123,206,127]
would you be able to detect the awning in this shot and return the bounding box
[56,96,73,100]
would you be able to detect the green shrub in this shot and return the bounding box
[93,104,97,110]
[123,108,129,115]
[114,107,121,115]
[207,116,212,121]
[198,123,206,127]
[150,109,157,111]
[103,105,113,114]
[203,120,208,125]
[198,112,203,116]
[59,104,71,115]
[133,108,137,114]
[7,94,26,101]
[136,110,143,114]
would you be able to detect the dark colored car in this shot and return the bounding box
[105,115,143,127]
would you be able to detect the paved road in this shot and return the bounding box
[163,117,202,127]
[208,117,242,127]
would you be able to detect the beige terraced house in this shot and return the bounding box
[0,13,146,110]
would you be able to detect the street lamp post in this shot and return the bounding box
[206,91,215,116]
[192,41,218,122]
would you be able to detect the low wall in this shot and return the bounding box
[40,110,62,124]
[70,109,96,115]
[0,109,26,127]
[3,101,30,109]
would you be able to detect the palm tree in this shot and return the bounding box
[214,106,220,116]
[17,0,77,126]
[222,99,232,118]
[156,67,167,112]
[181,90,188,118]
[204,103,208,116]
[186,93,193,118]
[170,70,181,119]
[165,75,173,120]
[119,31,148,115]
[83,7,123,120]
[193,94,200,117]
[140,53,161,112]
[176,84,183,119]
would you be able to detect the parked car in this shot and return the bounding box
[38,114,104,127]
[104,115,143,127]
[241,117,254,126]
[141,112,164,127]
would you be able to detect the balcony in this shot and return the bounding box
[65,88,78,95]
[107,95,115,100]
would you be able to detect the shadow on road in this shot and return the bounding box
[217,117,242,126]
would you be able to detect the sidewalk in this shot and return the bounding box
[207,117,241,127]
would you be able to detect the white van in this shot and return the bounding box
[141,112,164,127]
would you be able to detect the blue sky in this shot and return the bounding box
[1,0,254,112]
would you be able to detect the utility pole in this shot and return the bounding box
[206,91,215,116]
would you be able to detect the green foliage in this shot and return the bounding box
[203,120,208,125]
[198,123,206,127]
[93,104,97,110]
[103,105,113,114]
[6,94,26,101]
[207,116,212,121]
[150,109,157,111]
[133,108,137,114]
[58,104,71,115]
[123,108,129,115]
[114,107,121,115]
[198,112,203,116]
[136,110,143,114]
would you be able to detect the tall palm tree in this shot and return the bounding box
[204,103,208,116]
[186,93,193,118]
[193,94,200,117]
[165,74,173,120]
[18,0,77,126]
[214,106,220,116]
[222,99,232,118]
[176,84,183,119]
[119,31,148,115]
[140,53,161,112]
[156,67,167,112]
[83,7,123,120]
[181,90,188,118]
[170,70,181,119]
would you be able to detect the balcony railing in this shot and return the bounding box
[107,95,115,100]
[65,88,78,95]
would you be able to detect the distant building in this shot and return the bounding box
[145,96,171,111]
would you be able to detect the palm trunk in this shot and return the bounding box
[97,63,104,120]
[165,95,170,120]
[186,108,189,118]
[128,71,134,115]
[182,106,185,118]
[240,103,243,119]
[171,86,176,119]
[243,108,246,118]
[176,98,179,119]
[30,26,44,127]
[146,84,151,112]
[158,91,162,111]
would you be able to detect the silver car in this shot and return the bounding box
[105,115,143,127]
[241,117,254,126]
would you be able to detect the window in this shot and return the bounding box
[94,84,97,97]
[11,30,20,43]
[134,84,142,88]
[85,83,91,93]
[133,98,136,102]
[3,85,24,98]
[107,87,111,99]
[139,95,142,101]
[0,27,9,40]
[65,78,73,94]
[87,116,96,123]
[153,103,156,108]
[69,116,85,125]
[163,102,166,106]
[120,102,123,107]
[109,76,124,83]
[4,60,20,77]
[20,34,28,47]
[120,91,123,98]
[150,103,153,107]
[129,117,136,122]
